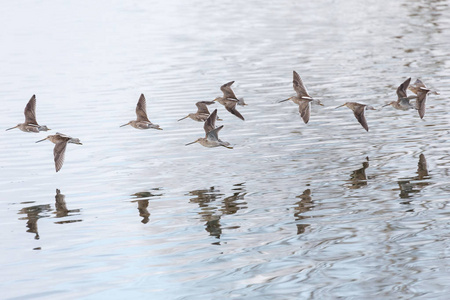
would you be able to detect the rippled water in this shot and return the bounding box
[1,0,450,299]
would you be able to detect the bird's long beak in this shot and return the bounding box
[225,145,233,149]
[279,98,290,103]
[335,103,347,109]
[120,122,130,127]
[5,125,19,131]
[185,140,198,146]
[178,116,189,121]
[156,127,163,130]
[35,137,48,143]
[382,103,390,107]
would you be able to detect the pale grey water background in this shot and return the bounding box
[1,0,450,299]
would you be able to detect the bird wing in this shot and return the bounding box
[298,100,311,124]
[396,77,411,100]
[416,89,429,119]
[409,79,427,95]
[225,101,245,120]
[398,97,412,107]
[55,132,71,139]
[136,94,150,122]
[220,81,237,99]
[204,109,218,134]
[53,141,68,172]
[413,79,426,89]
[196,101,214,114]
[353,105,369,131]
[207,125,223,142]
[24,95,38,125]
[293,71,311,98]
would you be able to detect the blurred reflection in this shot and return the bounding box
[131,188,163,224]
[188,186,223,207]
[188,183,247,241]
[188,186,223,239]
[347,157,369,189]
[397,154,431,201]
[294,189,314,235]
[220,183,248,215]
[18,204,51,240]
[54,189,82,224]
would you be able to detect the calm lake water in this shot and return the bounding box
[1,0,450,299]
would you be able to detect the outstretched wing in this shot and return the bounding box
[293,71,311,98]
[225,101,245,120]
[196,101,214,114]
[409,79,428,95]
[416,89,429,119]
[136,94,150,122]
[207,125,224,142]
[24,94,38,125]
[204,109,218,134]
[353,105,369,131]
[220,81,237,99]
[53,141,68,172]
[298,100,311,124]
[396,77,411,100]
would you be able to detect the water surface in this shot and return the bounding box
[1,0,450,299]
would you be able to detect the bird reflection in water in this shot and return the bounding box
[347,157,370,189]
[397,154,431,203]
[294,189,314,235]
[130,188,163,224]
[18,203,51,240]
[188,183,247,243]
[54,189,82,224]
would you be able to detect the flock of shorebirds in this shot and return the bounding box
[6,71,438,172]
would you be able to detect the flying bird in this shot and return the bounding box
[36,132,82,172]
[279,71,323,124]
[185,109,232,149]
[6,95,51,132]
[214,81,245,120]
[335,102,375,132]
[383,78,416,110]
[178,101,221,122]
[120,94,162,130]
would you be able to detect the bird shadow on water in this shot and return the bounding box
[18,204,51,242]
[293,188,314,235]
[130,188,163,224]
[395,154,431,206]
[54,189,82,224]
[17,189,81,249]
[345,157,370,189]
[187,183,247,245]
